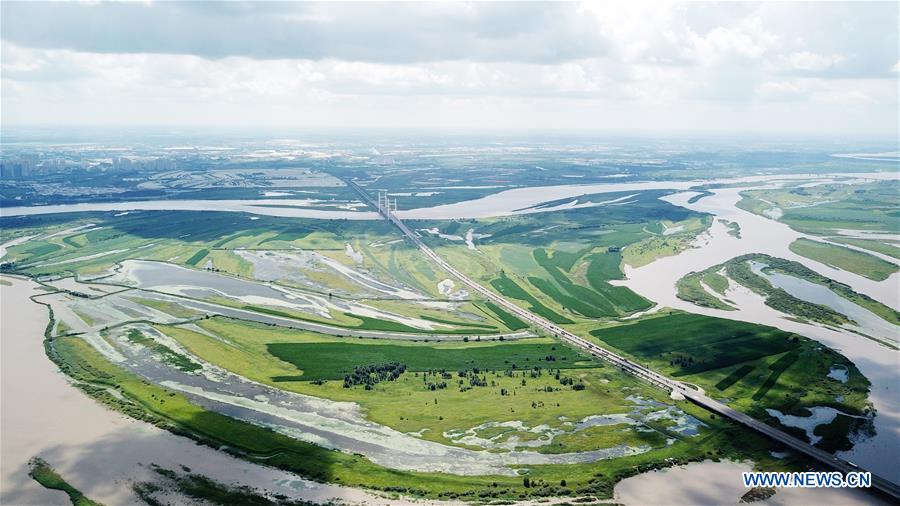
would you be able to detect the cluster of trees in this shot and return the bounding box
[555,372,584,390]
[343,362,407,390]
[669,355,695,368]
[420,368,455,391]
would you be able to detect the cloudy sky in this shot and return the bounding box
[1,1,897,135]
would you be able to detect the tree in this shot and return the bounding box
[523,477,530,488]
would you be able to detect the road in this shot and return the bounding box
[345,178,900,501]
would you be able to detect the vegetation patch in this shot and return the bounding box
[491,272,573,324]
[828,237,900,260]
[676,272,734,311]
[268,341,590,382]
[184,248,210,266]
[789,238,897,281]
[342,362,407,389]
[133,464,322,506]
[589,312,872,451]
[715,365,755,391]
[481,301,528,331]
[28,457,103,506]
[725,260,849,326]
[125,328,201,372]
[592,313,800,376]
[752,352,799,401]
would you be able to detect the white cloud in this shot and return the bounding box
[0,1,896,135]
[769,51,846,73]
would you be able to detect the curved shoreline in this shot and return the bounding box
[0,275,426,506]
[617,188,900,484]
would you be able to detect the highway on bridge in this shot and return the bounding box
[345,178,900,501]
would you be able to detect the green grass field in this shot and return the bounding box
[828,237,900,260]
[589,312,872,451]
[158,317,688,455]
[491,272,573,324]
[481,301,529,330]
[267,340,592,381]
[592,313,800,376]
[789,238,898,281]
[738,181,900,236]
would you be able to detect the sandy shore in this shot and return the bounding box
[0,275,432,505]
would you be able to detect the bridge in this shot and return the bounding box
[344,178,900,501]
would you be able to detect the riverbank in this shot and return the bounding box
[0,275,426,505]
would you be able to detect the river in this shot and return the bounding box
[615,187,900,484]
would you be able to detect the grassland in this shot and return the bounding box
[590,312,872,452]
[267,340,589,381]
[622,216,712,268]
[789,238,898,281]
[184,248,210,266]
[593,313,801,377]
[1,211,527,336]
[159,318,644,449]
[480,301,529,330]
[28,457,103,506]
[49,315,800,501]
[491,272,573,324]
[828,237,900,260]
[738,180,900,235]
[407,190,705,325]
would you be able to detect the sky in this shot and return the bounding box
[1,1,898,136]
